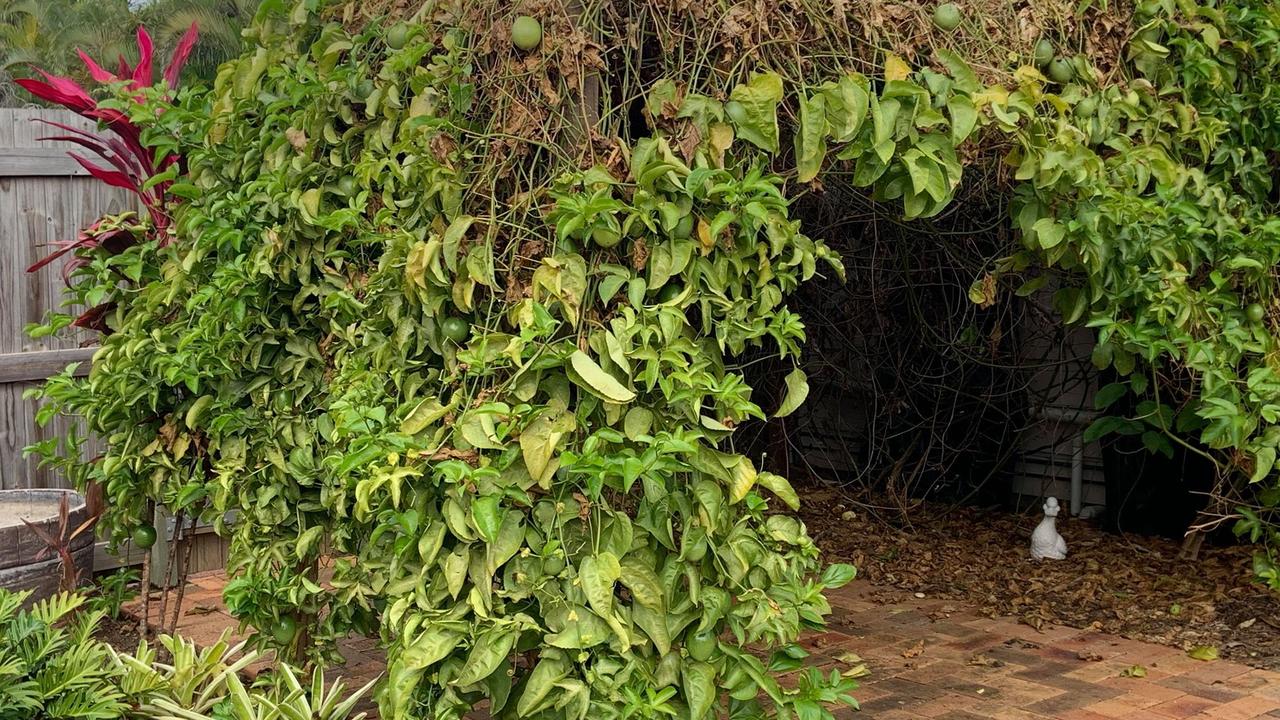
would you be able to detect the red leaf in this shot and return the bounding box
[43,136,140,181]
[61,256,91,285]
[133,26,154,87]
[116,54,130,79]
[164,22,200,89]
[73,302,117,333]
[69,153,137,192]
[27,242,79,273]
[14,75,94,113]
[77,49,118,84]
[34,120,146,176]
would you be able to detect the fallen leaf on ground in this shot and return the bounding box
[968,653,1003,667]
[1187,645,1219,661]
[902,640,925,658]
[1004,638,1040,649]
[1120,665,1147,678]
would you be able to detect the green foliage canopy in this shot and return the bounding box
[27,0,1280,718]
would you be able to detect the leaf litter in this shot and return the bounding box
[800,486,1280,669]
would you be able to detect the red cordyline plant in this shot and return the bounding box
[19,24,198,331]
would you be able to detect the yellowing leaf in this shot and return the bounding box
[972,86,1009,109]
[795,92,827,183]
[521,411,570,485]
[401,396,450,434]
[708,122,734,167]
[726,72,784,153]
[727,455,757,503]
[624,407,653,440]
[884,54,911,82]
[696,217,715,256]
[774,368,809,418]
[569,350,636,403]
[757,471,800,510]
[1188,645,1219,662]
[299,188,321,221]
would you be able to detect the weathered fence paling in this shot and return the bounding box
[0,108,121,492]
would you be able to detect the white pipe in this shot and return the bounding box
[1070,433,1084,516]
[1030,405,1099,517]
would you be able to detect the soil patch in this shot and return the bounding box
[95,611,144,654]
[799,485,1280,669]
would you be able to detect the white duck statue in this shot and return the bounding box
[1030,496,1068,560]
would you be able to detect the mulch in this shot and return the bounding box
[798,485,1280,669]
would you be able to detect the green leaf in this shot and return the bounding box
[1252,447,1276,483]
[1032,217,1066,249]
[579,553,621,616]
[947,95,978,144]
[472,495,504,543]
[184,395,214,430]
[756,471,800,510]
[775,368,809,418]
[442,215,476,273]
[795,93,827,182]
[1094,383,1128,410]
[569,350,636,403]
[517,655,569,717]
[487,512,525,575]
[401,627,463,670]
[453,626,518,686]
[401,397,449,434]
[546,605,613,649]
[619,555,666,611]
[821,563,857,589]
[682,661,717,720]
[822,74,870,143]
[726,72,784,153]
[443,547,469,599]
[631,602,672,655]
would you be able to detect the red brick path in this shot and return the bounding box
[161,571,1280,719]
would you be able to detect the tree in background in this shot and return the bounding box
[0,0,136,103]
[0,0,258,104]
[136,0,260,83]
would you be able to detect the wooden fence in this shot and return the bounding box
[0,108,120,491]
[0,108,227,576]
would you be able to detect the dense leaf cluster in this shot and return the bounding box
[33,2,856,719]
[30,0,1280,718]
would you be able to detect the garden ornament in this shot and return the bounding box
[1031,496,1068,560]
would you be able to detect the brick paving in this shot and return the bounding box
[159,570,1280,719]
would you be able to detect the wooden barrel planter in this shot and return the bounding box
[0,489,95,603]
